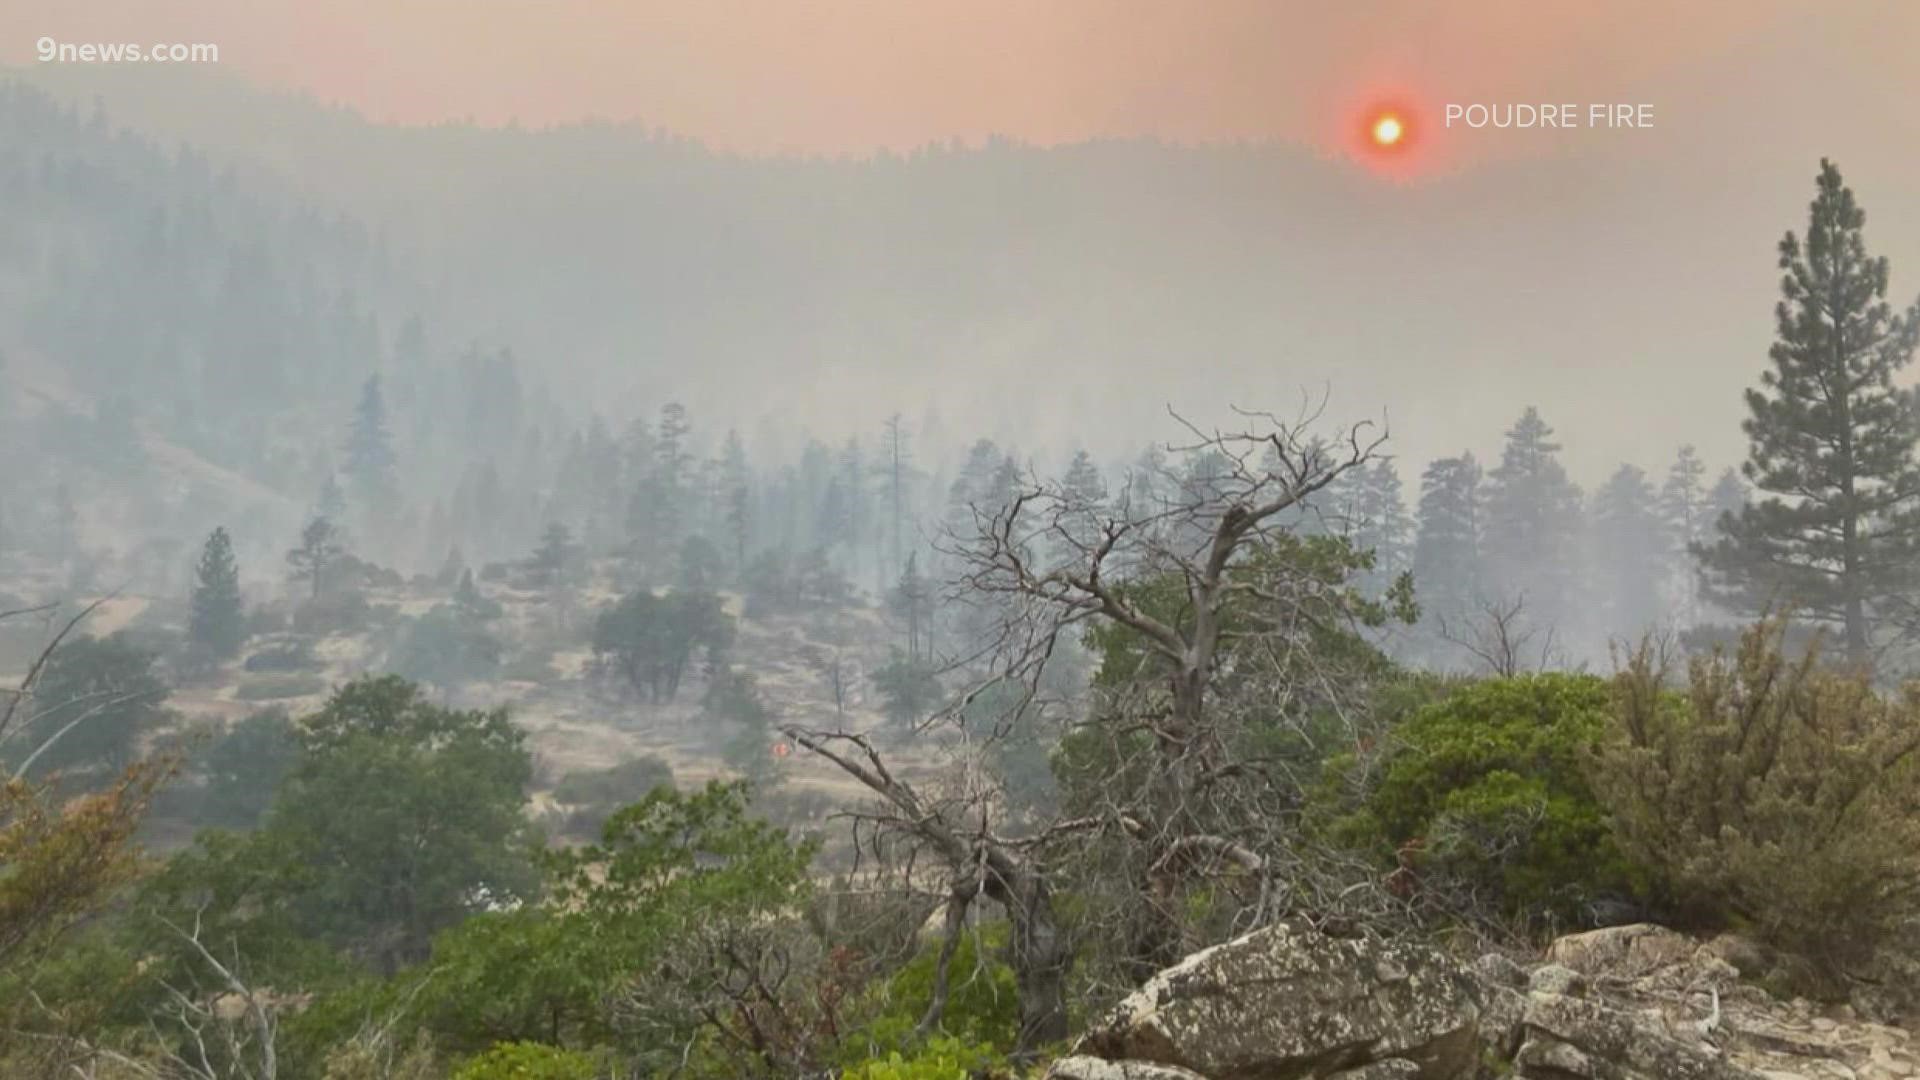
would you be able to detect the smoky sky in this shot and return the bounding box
[0,3,1908,158]
[4,3,1920,484]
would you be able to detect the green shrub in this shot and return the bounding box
[452,1041,600,1080]
[1351,673,1637,926]
[844,922,1021,1063]
[1593,621,1920,981]
[841,1035,997,1080]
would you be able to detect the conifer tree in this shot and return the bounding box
[1697,160,1920,662]
[879,414,911,581]
[316,471,346,523]
[1052,449,1110,567]
[721,429,752,575]
[1590,464,1664,636]
[344,374,398,518]
[1659,445,1710,622]
[529,522,579,588]
[888,552,935,660]
[652,402,693,553]
[1412,452,1483,626]
[287,516,345,601]
[1707,468,1747,524]
[188,526,245,660]
[1344,458,1414,588]
[1482,407,1584,632]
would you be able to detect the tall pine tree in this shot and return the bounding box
[1412,452,1483,628]
[344,374,398,522]
[1658,445,1710,624]
[1482,407,1584,633]
[1590,465,1664,638]
[1697,160,1920,662]
[188,526,245,660]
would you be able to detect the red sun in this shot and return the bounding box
[1363,107,1412,153]
[1341,95,1432,179]
[1371,112,1405,147]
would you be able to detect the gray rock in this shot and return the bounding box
[1479,984,1529,1062]
[1473,952,1531,990]
[1529,963,1588,997]
[1084,921,1481,1080]
[1546,924,1696,981]
[1045,1056,1211,1080]
[1521,991,1763,1079]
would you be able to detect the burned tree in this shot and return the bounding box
[785,405,1413,1045]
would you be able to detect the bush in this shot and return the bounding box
[1346,673,1637,928]
[551,756,675,838]
[388,605,501,688]
[452,1041,599,1080]
[1593,621,1920,981]
[841,1036,998,1080]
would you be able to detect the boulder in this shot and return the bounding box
[1497,926,1920,1079]
[1545,923,1694,981]
[1517,991,1762,1079]
[1082,921,1481,1079]
[1527,964,1587,997]
[1059,920,1920,1080]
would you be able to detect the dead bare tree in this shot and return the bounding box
[1436,593,1564,677]
[145,908,280,1080]
[786,402,1410,1042]
[780,726,1070,1052]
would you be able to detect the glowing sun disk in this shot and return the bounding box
[1372,114,1404,146]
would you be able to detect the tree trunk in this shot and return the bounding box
[996,869,1070,1053]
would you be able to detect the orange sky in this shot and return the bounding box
[3,1,1886,157]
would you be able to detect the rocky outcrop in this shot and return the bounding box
[1074,920,1481,1079]
[1052,921,1920,1080]
[1507,924,1920,1080]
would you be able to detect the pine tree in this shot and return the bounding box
[721,429,752,575]
[316,472,346,523]
[1697,160,1920,662]
[1590,465,1665,637]
[1053,449,1109,567]
[652,402,694,554]
[888,552,935,660]
[1707,468,1747,524]
[188,526,245,660]
[879,414,911,581]
[1483,408,1584,631]
[1658,445,1710,623]
[287,516,344,602]
[1412,452,1483,626]
[1343,459,1413,588]
[529,522,579,588]
[344,374,398,518]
